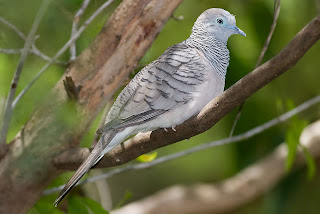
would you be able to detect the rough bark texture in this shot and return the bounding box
[111,120,320,214]
[0,0,183,213]
[54,14,320,170]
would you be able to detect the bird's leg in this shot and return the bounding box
[171,126,176,132]
[164,128,168,132]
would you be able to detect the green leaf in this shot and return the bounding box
[300,145,316,180]
[136,152,157,162]
[82,197,110,214]
[27,196,64,214]
[285,99,300,124]
[285,126,299,171]
[285,100,308,172]
[68,196,89,214]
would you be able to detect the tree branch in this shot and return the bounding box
[0,17,67,66]
[43,95,320,194]
[229,0,281,137]
[70,0,92,61]
[53,14,320,170]
[0,1,184,213]
[0,0,50,145]
[11,0,116,109]
[0,48,67,66]
[255,0,281,67]
[0,17,26,40]
[110,120,320,214]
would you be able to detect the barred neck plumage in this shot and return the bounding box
[185,30,230,81]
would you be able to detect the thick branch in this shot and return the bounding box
[54,14,320,170]
[11,0,119,109]
[111,120,320,214]
[43,95,320,195]
[0,1,183,213]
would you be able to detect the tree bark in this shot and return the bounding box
[111,120,320,214]
[0,0,183,213]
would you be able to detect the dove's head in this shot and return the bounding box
[192,8,246,44]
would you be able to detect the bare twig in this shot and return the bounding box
[84,170,113,210]
[0,16,67,66]
[0,0,50,145]
[255,0,281,67]
[0,48,67,66]
[70,0,92,61]
[229,0,281,137]
[0,48,22,54]
[0,17,26,40]
[30,46,68,66]
[44,95,320,195]
[12,0,116,109]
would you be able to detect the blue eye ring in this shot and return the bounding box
[216,18,224,24]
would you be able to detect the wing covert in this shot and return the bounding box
[97,42,207,134]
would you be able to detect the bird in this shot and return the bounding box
[54,8,246,206]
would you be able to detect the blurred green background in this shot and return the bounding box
[1,0,320,213]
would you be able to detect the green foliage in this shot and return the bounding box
[68,196,89,214]
[300,145,316,180]
[136,152,158,162]
[27,197,64,214]
[285,119,307,171]
[81,197,110,214]
[68,196,109,214]
[284,99,315,179]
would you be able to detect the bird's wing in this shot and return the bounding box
[97,42,206,134]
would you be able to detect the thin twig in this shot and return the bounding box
[228,101,244,137]
[0,16,67,66]
[0,48,22,54]
[12,0,116,109]
[255,0,281,67]
[0,48,67,66]
[70,0,92,61]
[0,17,26,40]
[0,0,50,145]
[229,0,281,137]
[43,94,320,195]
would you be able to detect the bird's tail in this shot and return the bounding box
[54,132,115,207]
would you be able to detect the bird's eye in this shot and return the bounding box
[216,18,224,25]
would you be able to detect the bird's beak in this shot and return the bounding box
[230,26,246,37]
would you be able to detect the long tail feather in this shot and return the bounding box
[54,130,121,206]
[54,140,104,206]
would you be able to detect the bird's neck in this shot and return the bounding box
[186,31,230,81]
